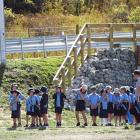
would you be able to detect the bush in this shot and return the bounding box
[109,4,129,23]
[5,8,15,23]
[128,7,140,22]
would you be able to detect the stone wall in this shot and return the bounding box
[65,48,136,109]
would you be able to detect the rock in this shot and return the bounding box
[65,48,136,108]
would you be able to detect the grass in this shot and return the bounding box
[6,12,109,38]
[0,107,140,140]
[0,57,63,105]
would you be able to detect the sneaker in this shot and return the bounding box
[24,124,28,127]
[29,124,36,128]
[107,123,113,126]
[76,122,80,126]
[124,124,129,129]
[18,123,22,127]
[59,122,62,127]
[44,124,49,128]
[56,122,60,128]
[84,123,88,127]
[92,123,97,126]
[39,123,43,127]
[135,123,140,130]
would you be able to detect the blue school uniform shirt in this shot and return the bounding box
[26,97,31,112]
[113,95,120,104]
[10,96,19,111]
[75,90,88,101]
[88,93,100,106]
[30,95,38,112]
[107,92,113,103]
[35,95,42,104]
[56,93,61,107]
[9,92,25,102]
[129,93,136,104]
[100,96,108,110]
[120,93,130,102]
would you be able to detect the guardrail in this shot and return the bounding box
[5,31,140,59]
[53,23,140,92]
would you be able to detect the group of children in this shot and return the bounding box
[8,82,140,129]
[75,84,140,128]
[9,84,66,129]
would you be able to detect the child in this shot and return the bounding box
[9,83,25,126]
[99,89,109,126]
[53,86,66,127]
[129,86,140,125]
[34,89,42,127]
[88,86,100,126]
[9,90,21,128]
[120,86,130,125]
[75,84,88,127]
[105,86,114,126]
[113,88,121,126]
[126,86,134,125]
[25,90,32,127]
[28,88,38,128]
[40,86,49,128]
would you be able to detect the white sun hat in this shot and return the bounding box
[125,86,130,92]
[114,88,120,93]
[81,84,88,91]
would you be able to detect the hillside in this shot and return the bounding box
[0,57,63,104]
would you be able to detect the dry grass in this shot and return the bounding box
[0,107,140,140]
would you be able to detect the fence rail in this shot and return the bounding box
[53,23,140,92]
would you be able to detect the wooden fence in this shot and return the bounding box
[53,23,140,92]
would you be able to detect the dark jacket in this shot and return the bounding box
[53,93,66,108]
[40,94,48,108]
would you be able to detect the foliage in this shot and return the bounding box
[128,7,140,22]
[109,4,129,23]
[0,57,63,94]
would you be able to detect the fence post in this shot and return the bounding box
[20,38,24,60]
[80,35,84,65]
[133,24,137,52]
[43,36,47,58]
[0,0,6,64]
[110,24,113,48]
[67,56,71,86]
[76,24,79,35]
[54,79,59,87]
[63,34,68,56]
[61,66,66,93]
[73,46,78,76]
[87,24,91,57]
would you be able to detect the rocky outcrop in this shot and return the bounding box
[65,48,136,109]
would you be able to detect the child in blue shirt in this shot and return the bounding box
[9,90,21,128]
[88,86,100,126]
[105,86,114,126]
[9,83,25,126]
[25,90,32,127]
[99,89,109,126]
[120,86,130,125]
[28,88,38,128]
[34,89,42,127]
[53,86,66,127]
[113,88,121,126]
